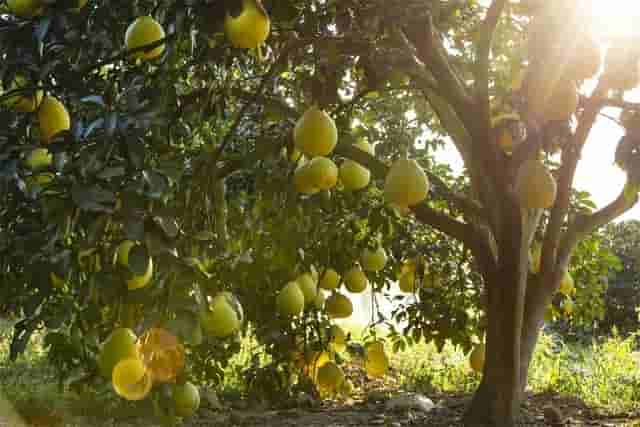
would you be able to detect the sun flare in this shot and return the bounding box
[587,0,640,40]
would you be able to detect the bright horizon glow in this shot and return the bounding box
[436,0,640,222]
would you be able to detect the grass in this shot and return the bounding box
[1,319,640,426]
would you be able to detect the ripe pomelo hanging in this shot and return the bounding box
[340,160,371,191]
[277,281,305,317]
[115,241,154,290]
[316,362,345,394]
[297,273,318,306]
[125,16,166,60]
[361,247,387,272]
[527,77,579,123]
[224,0,270,49]
[515,159,557,209]
[294,162,320,195]
[306,157,338,190]
[354,138,375,155]
[326,293,353,319]
[399,271,416,293]
[329,325,347,353]
[200,292,243,337]
[98,328,139,379]
[365,347,389,377]
[294,106,338,157]
[563,298,575,316]
[172,382,200,418]
[319,268,341,290]
[112,357,153,401]
[344,266,368,293]
[25,148,52,171]
[469,343,485,373]
[365,341,385,355]
[38,96,70,143]
[384,159,429,208]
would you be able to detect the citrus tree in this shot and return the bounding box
[0,0,638,426]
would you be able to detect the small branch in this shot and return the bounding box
[476,0,507,103]
[539,80,608,281]
[558,188,638,268]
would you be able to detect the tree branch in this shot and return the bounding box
[476,0,507,105]
[539,80,608,283]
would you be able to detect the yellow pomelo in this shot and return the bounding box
[25,148,52,171]
[329,325,347,353]
[365,341,385,355]
[515,159,557,209]
[544,305,555,323]
[137,328,185,383]
[529,242,542,274]
[316,362,345,393]
[7,0,42,17]
[200,292,243,337]
[326,293,353,319]
[303,350,332,379]
[339,159,370,191]
[306,156,338,190]
[365,349,389,377]
[2,75,43,112]
[314,290,326,309]
[50,272,65,289]
[293,106,338,157]
[125,16,166,60]
[384,159,429,208]
[293,162,320,195]
[116,241,154,290]
[38,96,70,143]
[277,281,305,317]
[527,78,578,123]
[361,247,387,272]
[224,0,270,49]
[112,357,153,401]
[344,266,368,293]
[297,273,318,306]
[173,382,200,418]
[559,271,574,296]
[98,328,138,379]
[398,271,416,293]
[319,268,341,290]
[469,343,485,373]
[563,298,575,316]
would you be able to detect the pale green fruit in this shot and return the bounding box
[297,273,317,306]
[384,159,429,208]
[277,281,305,317]
[25,148,52,171]
[340,160,370,191]
[125,16,166,60]
[361,247,387,272]
[224,0,271,49]
[294,106,338,157]
[319,268,341,290]
[515,159,557,209]
[344,266,368,293]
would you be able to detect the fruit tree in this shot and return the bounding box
[0,0,637,426]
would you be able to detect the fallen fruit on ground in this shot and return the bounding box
[319,268,341,290]
[137,328,185,383]
[316,361,345,394]
[294,106,338,157]
[200,292,243,337]
[38,96,70,143]
[344,266,368,293]
[277,281,305,317]
[515,159,557,209]
[172,381,200,418]
[224,0,270,49]
[361,247,387,272]
[125,16,166,60]
[112,357,153,401]
[384,158,429,208]
[98,328,139,379]
[325,292,353,319]
[470,343,485,373]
